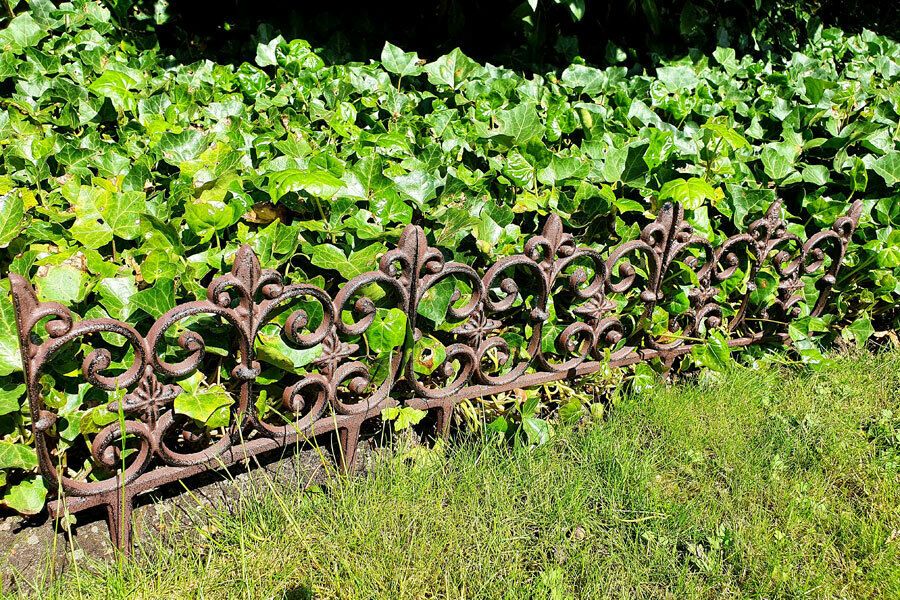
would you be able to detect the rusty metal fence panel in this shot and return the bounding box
[8,199,861,551]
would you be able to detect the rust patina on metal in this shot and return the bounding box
[8,199,861,552]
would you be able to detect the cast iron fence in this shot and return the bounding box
[9,199,861,552]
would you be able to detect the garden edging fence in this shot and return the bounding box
[9,198,861,552]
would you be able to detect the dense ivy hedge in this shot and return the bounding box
[0,0,898,513]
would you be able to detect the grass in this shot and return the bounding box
[10,350,900,599]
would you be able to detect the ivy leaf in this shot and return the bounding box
[256,327,323,373]
[559,399,585,425]
[659,177,721,210]
[566,0,585,20]
[621,143,650,184]
[0,291,21,376]
[142,250,184,283]
[872,152,900,185]
[417,278,456,325]
[390,170,440,207]
[1,476,47,515]
[847,156,868,192]
[380,42,421,78]
[174,383,234,428]
[702,120,750,150]
[70,217,114,249]
[413,336,447,375]
[269,169,345,202]
[713,47,739,73]
[0,190,24,248]
[627,99,662,127]
[761,144,797,180]
[877,246,900,269]
[801,165,830,186]
[240,220,301,267]
[100,191,146,240]
[352,155,390,197]
[375,195,413,226]
[35,265,88,305]
[158,130,209,165]
[255,37,280,67]
[642,129,674,170]
[803,77,836,103]
[631,363,658,393]
[0,383,25,416]
[727,185,775,226]
[132,279,175,319]
[750,271,778,306]
[96,277,139,321]
[184,196,242,240]
[486,104,543,147]
[501,149,535,187]
[541,299,564,355]
[424,48,479,89]
[381,405,427,431]
[842,316,874,347]
[599,144,627,183]
[88,70,137,111]
[691,331,731,372]
[0,14,45,51]
[487,415,510,434]
[656,65,699,90]
[560,64,606,95]
[0,442,38,470]
[310,243,386,280]
[365,308,407,355]
[538,155,590,185]
[522,416,551,446]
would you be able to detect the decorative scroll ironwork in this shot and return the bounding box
[8,199,861,552]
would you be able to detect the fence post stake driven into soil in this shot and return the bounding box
[9,199,862,552]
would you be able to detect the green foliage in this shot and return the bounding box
[690,331,732,372]
[486,390,552,448]
[173,373,234,429]
[1,474,46,514]
[381,405,427,432]
[0,0,898,513]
